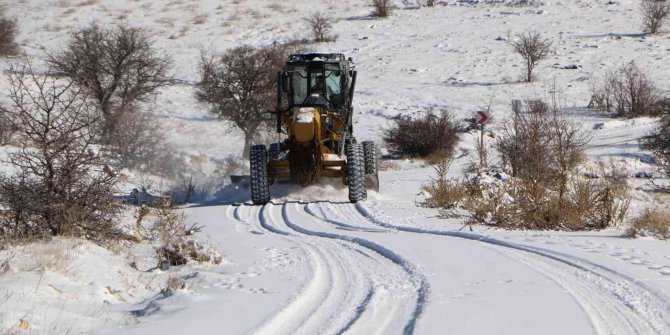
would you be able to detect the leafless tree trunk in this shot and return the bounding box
[510,31,552,82]
[48,23,172,143]
[196,45,286,159]
[642,0,670,34]
[0,60,121,242]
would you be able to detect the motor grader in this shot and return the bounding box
[249,53,379,205]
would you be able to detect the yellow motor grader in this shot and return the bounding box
[250,53,379,205]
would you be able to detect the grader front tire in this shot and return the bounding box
[250,145,270,205]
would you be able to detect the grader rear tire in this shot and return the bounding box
[250,145,270,205]
[362,141,380,192]
[346,143,367,203]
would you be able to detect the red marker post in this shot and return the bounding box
[475,110,491,169]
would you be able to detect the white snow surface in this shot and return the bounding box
[1,0,670,334]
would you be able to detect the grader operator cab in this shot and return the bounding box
[249,53,379,205]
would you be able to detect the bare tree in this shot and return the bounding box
[590,63,666,117]
[510,31,552,82]
[0,10,18,57]
[642,0,670,34]
[0,61,121,242]
[196,45,286,158]
[305,12,337,42]
[372,0,393,18]
[48,23,172,143]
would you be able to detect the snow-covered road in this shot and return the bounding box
[120,193,669,335]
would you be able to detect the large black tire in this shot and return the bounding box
[346,143,367,203]
[250,145,270,205]
[362,141,380,192]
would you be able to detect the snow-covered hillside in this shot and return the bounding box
[1,0,670,334]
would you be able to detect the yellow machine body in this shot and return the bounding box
[268,107,348,183]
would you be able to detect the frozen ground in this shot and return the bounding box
[2,0,670,334]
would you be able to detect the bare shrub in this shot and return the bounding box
[463,100,629,231]
[590,64,667,117]
[372,0,393,17]
[509,30,552,82]
[0,11,18,57]
[304,12,337,42]
[0,61,121,243]
[495,102,589,197]
[643,118,670,182]
[383,107,461,158]
[151,199,221,267]
[641,0,670,34]
[196,45,287,158]
[104,107,167,169]
[464,172,628,230]
[626,209,670,239]
[422,152,469,213]
[48,23,172,145]
[424,0,436,6]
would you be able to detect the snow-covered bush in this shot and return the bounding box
[383,107,461,159]
[590,64,668,118]
[463,170,629,230]
[158,236,223,266]
[150,199,221,267]
[626,209,670,239]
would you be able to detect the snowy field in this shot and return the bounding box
[2,0,670,334]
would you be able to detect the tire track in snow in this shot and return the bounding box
[281,203,428,335]
[249,203,381,335]
[354,203,670,335]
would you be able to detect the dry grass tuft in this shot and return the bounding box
[626,209,670,239]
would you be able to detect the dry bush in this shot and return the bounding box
[304,12,337,43]
[641,112,670,179]
[196,45,288,158]
[462,100,628,231]
[464,173,629,230]
[0,11,18,57]
[590,64,667,117]
[424,0,436,6]
[626,209,670,239]
[383,107,461,158]
[151,199,221,267]
[642,0,670,34]
[509,30,552,82]
[422,152,470,213]
[372,0,393,17]
[48,23,172,146]
[0,61,122,243]
[495,101,589,197]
